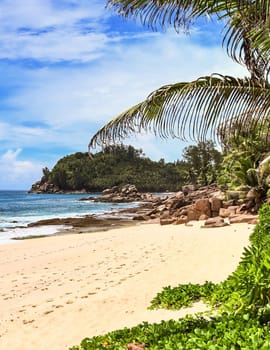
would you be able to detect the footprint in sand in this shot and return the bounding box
[43,310,54,315]
[23,319,35,324]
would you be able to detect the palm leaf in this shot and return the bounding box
[106,1,270,30]
[88,74,270,151]
[106,0,216,31]
[106,1,270,71]
[221,2,270,81]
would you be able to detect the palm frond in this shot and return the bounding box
[106,1,270,64]
[106,0,226,31]
[106,1,270,29]
[220,1,270,82]
[222,22,270,82]
[88,74,270,152]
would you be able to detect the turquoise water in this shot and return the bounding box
[0,191,139,243]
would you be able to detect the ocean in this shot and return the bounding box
[0,191,139,244]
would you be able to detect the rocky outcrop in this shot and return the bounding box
[30,181,259,227]
[29,181,61,194]
[80,183,261,226]
[27,215,136,231]
[29,181,87,194]
[80,184,154,203]
[130,184,259,226]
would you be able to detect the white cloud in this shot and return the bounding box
[0,122,48,147]
[0,0,109,62]
[0,0,105,30]
[0,35,247,166]
[0,149,43,190]
[0,30,109,62]
[2,31,248,131]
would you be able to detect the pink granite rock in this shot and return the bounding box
[203,217,229,228]
[229,214,259,224]
[210,197,223,212]
[194,199,211,217]
[160,218,176,225]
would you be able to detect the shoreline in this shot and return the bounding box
[1,202,148,244]
[0,221,253,350]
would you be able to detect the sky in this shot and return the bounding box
[0,0,248,190]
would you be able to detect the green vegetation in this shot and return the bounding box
[182,141,222,186]
[70,204,270,349]
[218,120,270,194]
[70,314,270,350]
[149,281,216,310]
[40,143,222,192]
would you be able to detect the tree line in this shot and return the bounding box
[40,142,222,192]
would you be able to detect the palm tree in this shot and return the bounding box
[88,0,270,151]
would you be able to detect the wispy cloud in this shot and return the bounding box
[0,0,105,30]
[0,0,109,62]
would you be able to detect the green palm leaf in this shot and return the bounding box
[88,74,270,151]
[107,0,270,63]
[89,2,270,150]
[106,1,270,25]
[106,0,215,31]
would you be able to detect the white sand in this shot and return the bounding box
[0,221,253,350]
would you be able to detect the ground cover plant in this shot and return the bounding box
[70,314,270,349]
[70,204,270,349]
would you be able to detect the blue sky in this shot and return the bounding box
[0,0,248,190]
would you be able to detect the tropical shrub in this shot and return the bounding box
[218,123,270,193]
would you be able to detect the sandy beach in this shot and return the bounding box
[0,221,253,350]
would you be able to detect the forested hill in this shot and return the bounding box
[30,143,222,193]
